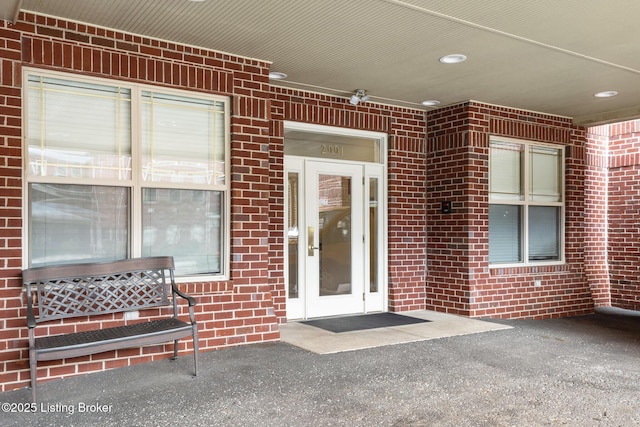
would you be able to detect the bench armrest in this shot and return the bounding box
[24,285,36,328]
[171,283,197,325]
[171,284,196,307]
[26,304,36,328]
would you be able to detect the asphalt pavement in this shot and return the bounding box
[2,307,639,426]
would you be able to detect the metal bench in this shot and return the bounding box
[23,256,199,403]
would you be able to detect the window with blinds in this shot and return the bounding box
[489,138,564,265]
[25,70,229,278]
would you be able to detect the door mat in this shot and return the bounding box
[301,312,430,333]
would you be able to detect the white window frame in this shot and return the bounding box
[21,68,231,281]
[489,136,565,268]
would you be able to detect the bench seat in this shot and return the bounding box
[34,318,194,361]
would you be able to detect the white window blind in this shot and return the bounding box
[27,76,132,181]
[530,146,561,202]
[489,142,522,200]
[489,205,522,263]
[528,206,560,260]
[141,91,225,185]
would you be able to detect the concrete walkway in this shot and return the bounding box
[280,310,513,354]
[2,308,640,426]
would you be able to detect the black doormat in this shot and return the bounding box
[301,312,430,333]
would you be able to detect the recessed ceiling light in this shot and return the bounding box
[421,100,441,106]
[439,54,467,64]
[269,71,288,80]
[593,90,618,98]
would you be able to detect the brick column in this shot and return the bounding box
[0,19,25,392]
[228,64,280,341]
[584,126,611,307]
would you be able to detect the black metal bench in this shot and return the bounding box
[23,256,199,403]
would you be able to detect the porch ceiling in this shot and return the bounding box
[9,0,640,125]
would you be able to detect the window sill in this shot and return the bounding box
[489,262,568,276]
[175,273,229,284]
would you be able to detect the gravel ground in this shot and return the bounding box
[2,308,639,426]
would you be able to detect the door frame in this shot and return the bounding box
[283,122,388,320]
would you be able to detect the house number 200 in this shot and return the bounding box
[321,144,344,156]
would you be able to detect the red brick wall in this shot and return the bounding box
[269,88,428,312]
[426,102,594,319]
[0,14,27,394]
[602,120,640,309]
[584,125,611,306]
[0,12,279,393]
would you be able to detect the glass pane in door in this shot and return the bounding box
[318,175,352,296]
[288,172,299,299]
[369,178,379,293]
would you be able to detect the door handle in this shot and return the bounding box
[308,226,319,256]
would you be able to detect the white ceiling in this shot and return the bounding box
[8,0,640,125]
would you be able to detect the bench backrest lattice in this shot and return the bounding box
[23,257,174,323]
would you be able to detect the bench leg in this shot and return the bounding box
[192,325,199,377]
[29,352,37,403]
[172,339,179,360]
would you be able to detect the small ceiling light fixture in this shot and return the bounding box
[349,89,370,105]
[439,54,467,64]
[593,90,618,98]
[421,100,441,107]
[269,71,288,80]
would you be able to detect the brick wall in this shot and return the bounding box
[584,125,611,306]
[426,102,594,319]
[269,88,428,312]
[0,13,26,394]
[0,12,279,393]
[602,120,640,309]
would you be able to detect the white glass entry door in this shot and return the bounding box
[306,161,363,317]
[286,157,385,319]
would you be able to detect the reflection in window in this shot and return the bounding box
[29,183,129,267]
[319,175,352,296]
[142,189,222,275]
